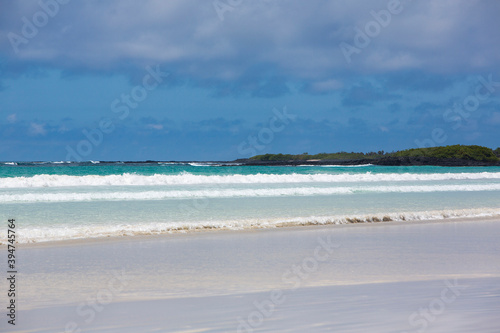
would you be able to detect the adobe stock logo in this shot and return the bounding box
[65,65,169,161]
[8,0,71,54]
[213,0,244,21]
[65,269,131,333]
[415,74,500,149]
[237,235,340,332]
[402,278,467,333]
[339,0,408,64]
[237,107,296,157]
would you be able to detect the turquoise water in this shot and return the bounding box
[2,162,500,177]
[1,162,500,243]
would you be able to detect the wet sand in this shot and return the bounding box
[2,218,500,332]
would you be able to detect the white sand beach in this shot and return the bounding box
[2,218,500,332]
[3,1,500,332]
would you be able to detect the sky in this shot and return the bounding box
[0,0,499,161]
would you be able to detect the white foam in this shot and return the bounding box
[1,172,500,188]
[188,162,238,166]
[188,163,211,166]
[3,208,499,244]
[319,164,374,167]
[296,164,374,167]
[1,184,500,203]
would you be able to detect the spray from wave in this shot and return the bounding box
[1,172,500,188]
[1,184,500,203]
[2,208,499,244]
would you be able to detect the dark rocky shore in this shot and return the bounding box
[233,156,500,167]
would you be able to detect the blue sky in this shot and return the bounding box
[1,0,499,161]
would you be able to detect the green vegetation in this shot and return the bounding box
[250,145,499,162]
[393,145,498,162]
[250,151,387,161]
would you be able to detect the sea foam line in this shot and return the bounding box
[1,172,500,188]
[2,208,499,244]
[1,184,500,203]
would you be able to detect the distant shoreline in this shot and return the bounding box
[234,156,500,167]
[2,157,500,167]
[238,144,500,167]
[2,145,500,167]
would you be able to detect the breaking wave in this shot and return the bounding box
[1,184,500,203]
[1,172,500,188]
[3,208,499,244]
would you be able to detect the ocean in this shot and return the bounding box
[1,161,500,244]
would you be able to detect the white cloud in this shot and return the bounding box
[6,113,17,123]
[29,122,47,136]
[2,0,499,83]
[146,124,164,130]
[309,79,344,93]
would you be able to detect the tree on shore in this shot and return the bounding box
[250,145,499,162]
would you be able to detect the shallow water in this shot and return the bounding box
[1,163,500,243]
